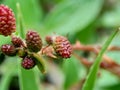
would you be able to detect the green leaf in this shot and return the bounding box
[16,3,39,90]
[0,72,13,90]
[82,29,119,90]
[94,70,120,90]
[16,3,25,38]
[0,57,18,90]
[100,3,120,28]
[75,22,97,44]
[18,62,39,90]
[32,53,46,74]
[43,0,103,34]
[63,56,81,89]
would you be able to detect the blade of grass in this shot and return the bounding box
[18,64,39,90]
[16,3,39,90]
[0,57,18,90]
[0,72,13,90]
[82,29,119,90]
[0,69,17,90]
[16,3,25,38]
[32,53,46,74]
[63,56,80,89]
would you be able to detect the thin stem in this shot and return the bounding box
[16,3,25,39]
[73,52,120,77]
[73,41,120,52]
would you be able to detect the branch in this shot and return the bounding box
[73,41,120,52]
[73,52,120,77]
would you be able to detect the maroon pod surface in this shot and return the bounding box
[53,36,72,58]
[26,30,42,52]
[1,44,16,56]
[0,4,16,36]
[21,56,36,69]
[11,36,24,47]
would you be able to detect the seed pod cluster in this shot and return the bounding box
[45,35,72,58]
[11,36,24,47]
[0,4,73,72]
[0,4,45,71]
[1,44,16,56]
[21,56,36,69]
[26,30,42,52]
[45,35,53,44]
[53,36,72,58]
[0,4,16,36]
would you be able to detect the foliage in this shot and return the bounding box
[0,0,120,90]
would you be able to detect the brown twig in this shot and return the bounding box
[39,45,57,58]
[73,41,120,52]
[73,52,120,77]
[72,40,120,77]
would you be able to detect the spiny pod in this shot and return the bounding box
[46,35,72,58]
[1,44,16,56]
[21,56,36,69]
[26,30,42,52]
[0,4,16,36]
[11,36,24,47]
[45,35,53,45]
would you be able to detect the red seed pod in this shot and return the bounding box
[26,30,42,52]
[45,35,53,44]
[21,56,36,69]
[11,36,24,47]
[52,36,72,58]
[0,4,16,36]
[1,44,16,56]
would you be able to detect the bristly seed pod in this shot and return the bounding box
[1,44,16,56]
[26,30,42,52]
[0,4,16,36]
[11,36,24,47]
[52,35,72,58]
[21,56,36,69]
[45,35,53,45]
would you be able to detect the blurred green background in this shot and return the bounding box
[0,0,120,90]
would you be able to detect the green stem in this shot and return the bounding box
[33,53,46,74]
[82,29,119,90]
[16,3,39,90]
[0,70,14,90]
[27,51,46,73]
[16,3,25,38]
